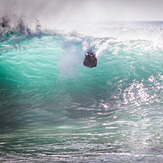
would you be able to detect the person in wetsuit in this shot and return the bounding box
[83,52,97,68]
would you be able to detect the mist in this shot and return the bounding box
[1,0,163,23]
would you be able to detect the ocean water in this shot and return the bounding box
[0,21,163,162]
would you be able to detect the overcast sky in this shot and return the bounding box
[0,0,163,23]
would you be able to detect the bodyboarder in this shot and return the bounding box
[83,51,97,68]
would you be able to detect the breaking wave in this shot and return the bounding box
[0,17,163,162]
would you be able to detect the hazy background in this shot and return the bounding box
[0,0,163,24]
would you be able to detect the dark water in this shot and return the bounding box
[0,21,163,162]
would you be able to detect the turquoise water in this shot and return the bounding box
[0,22,163,162]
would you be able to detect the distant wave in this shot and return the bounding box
[1,16,163,39]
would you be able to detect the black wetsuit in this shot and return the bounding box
[83,52,97,68]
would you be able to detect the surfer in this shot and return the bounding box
[83,51,97,68]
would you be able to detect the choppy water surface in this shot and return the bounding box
[0,21,163,162]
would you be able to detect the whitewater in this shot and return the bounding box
[0,19,163,162]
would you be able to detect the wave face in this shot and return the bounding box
[0,21,163,162]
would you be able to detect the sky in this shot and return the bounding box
[0,0,163,24]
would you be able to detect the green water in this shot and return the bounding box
[0,27,163,162]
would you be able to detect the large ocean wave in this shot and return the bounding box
[0,18,163,162]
